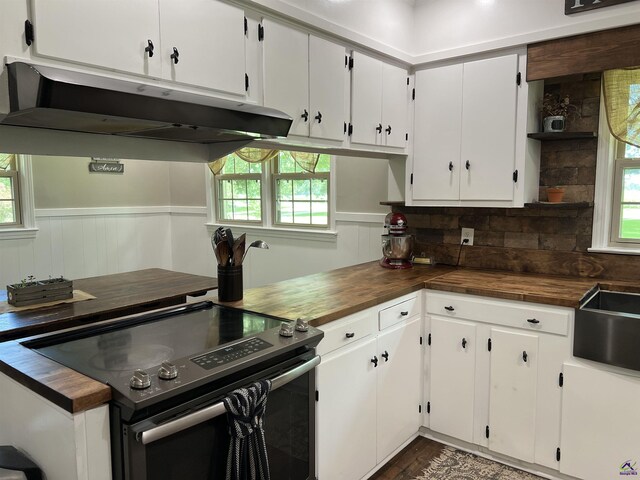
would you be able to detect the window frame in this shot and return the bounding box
[591,87,640,253]
[610,157,640,245]
[0,154,37,240]
[215,171,264,225]
[207,152,337,239]
[0,168,22,227]
[271,156,331,228]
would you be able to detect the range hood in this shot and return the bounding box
[0,62,292,158]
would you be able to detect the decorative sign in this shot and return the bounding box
[565,0,639,15]
[88,162,125,174]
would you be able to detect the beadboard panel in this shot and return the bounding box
[171,214,384,290]
[1,209,383,291]
[0,212,172,288]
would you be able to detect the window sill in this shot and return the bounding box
[206,223,337,242]
[0,227,39,240]
[588,246,640,256]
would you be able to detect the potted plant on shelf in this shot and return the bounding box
[541,93,578,132]
[546,186,566,203]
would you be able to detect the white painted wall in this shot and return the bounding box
[412,0,640,62]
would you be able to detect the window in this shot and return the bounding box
[611,140,640,243]
[212,150,332,230]
[0,154,22,227]
[273,152,330,226]
[592,80,640,252]
[216,155,262,222]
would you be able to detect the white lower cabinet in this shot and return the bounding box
[560,362,640,480]
[429,316,477,443]
[425,291,571,470]
[316,293,422,480]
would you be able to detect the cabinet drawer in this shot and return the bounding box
[316,309,376,356]
[426,291,571,336]
[379,294,421,330]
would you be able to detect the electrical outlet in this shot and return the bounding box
[461,227,474,246]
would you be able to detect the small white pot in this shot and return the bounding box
[543,115,566,132]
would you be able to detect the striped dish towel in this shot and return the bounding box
[223,379,272,480]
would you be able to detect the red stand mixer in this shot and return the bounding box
[380,212,413,269]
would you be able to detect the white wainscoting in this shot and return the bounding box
[0,207,385,290]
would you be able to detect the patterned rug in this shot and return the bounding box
[414,446,545,480]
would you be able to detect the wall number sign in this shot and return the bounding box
[565,0,639,14]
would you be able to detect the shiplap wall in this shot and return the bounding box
[1,209,383,289]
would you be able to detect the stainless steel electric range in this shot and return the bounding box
[26,301,323,480]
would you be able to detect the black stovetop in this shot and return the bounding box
[28,302,323,412]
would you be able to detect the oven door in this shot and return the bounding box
[117,355,318,480]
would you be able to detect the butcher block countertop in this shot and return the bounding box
[212,262,617,325]
[2,262,637,413]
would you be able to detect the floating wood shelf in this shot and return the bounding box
[524,201,594,209]
[527,132,597,140]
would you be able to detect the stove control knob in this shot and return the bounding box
[158,361,178,380]
[279,322,294,337]
[295,317,310,332]
[130,370,151,390]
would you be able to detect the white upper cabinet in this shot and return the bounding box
[351,52,408,149]
[158,0,245,95]
[263,19,309,136]
[411,52,541,207]
[263,19,348,141]
[309,35,347,141]
[412,64,463,201]
[460,55,518,201]
[30,0,161,77]
[29,0,246,96]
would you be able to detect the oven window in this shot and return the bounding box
[131,371,312,480]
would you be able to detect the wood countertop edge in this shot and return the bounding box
[0,341,111,413]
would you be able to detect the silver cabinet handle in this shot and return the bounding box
[139,355,320,445]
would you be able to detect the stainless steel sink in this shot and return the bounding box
[575,287,640,371]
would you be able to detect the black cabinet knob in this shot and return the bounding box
[462,338,467,349]
[170,47,179,64]
[301,109,309,122]
[376,123,382,133]
[527,318,540,324]
[465,160,471,170]
[345,332,355,339]
[145,39,155,57]
[444,305,455,312]
[523,351,528,363]
[371,356,378,367]
[314,111,322,123]
[449,161,454,171]
[400,311,409,316]
[381,351,389,362]
[385,125,392,135]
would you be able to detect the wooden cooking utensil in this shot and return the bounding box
[232,234,246,266]
[216,240,231,267]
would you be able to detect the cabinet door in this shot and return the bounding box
[560,363,640,480]
[350,52,383,146]
[488,328,538,463]
[31,0,160,77]
[316,337,377,480]
[412,65,463,201]
[309,36,347,141]
[381,63,408,148]
[429,316,477,443]
[263,19,309,137]
[377,317,421,462]
[460,54,518,201]
[159,0,245,95]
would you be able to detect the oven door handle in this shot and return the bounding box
[139,355,321,445]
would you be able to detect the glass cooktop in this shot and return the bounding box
[32,302,285,383]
